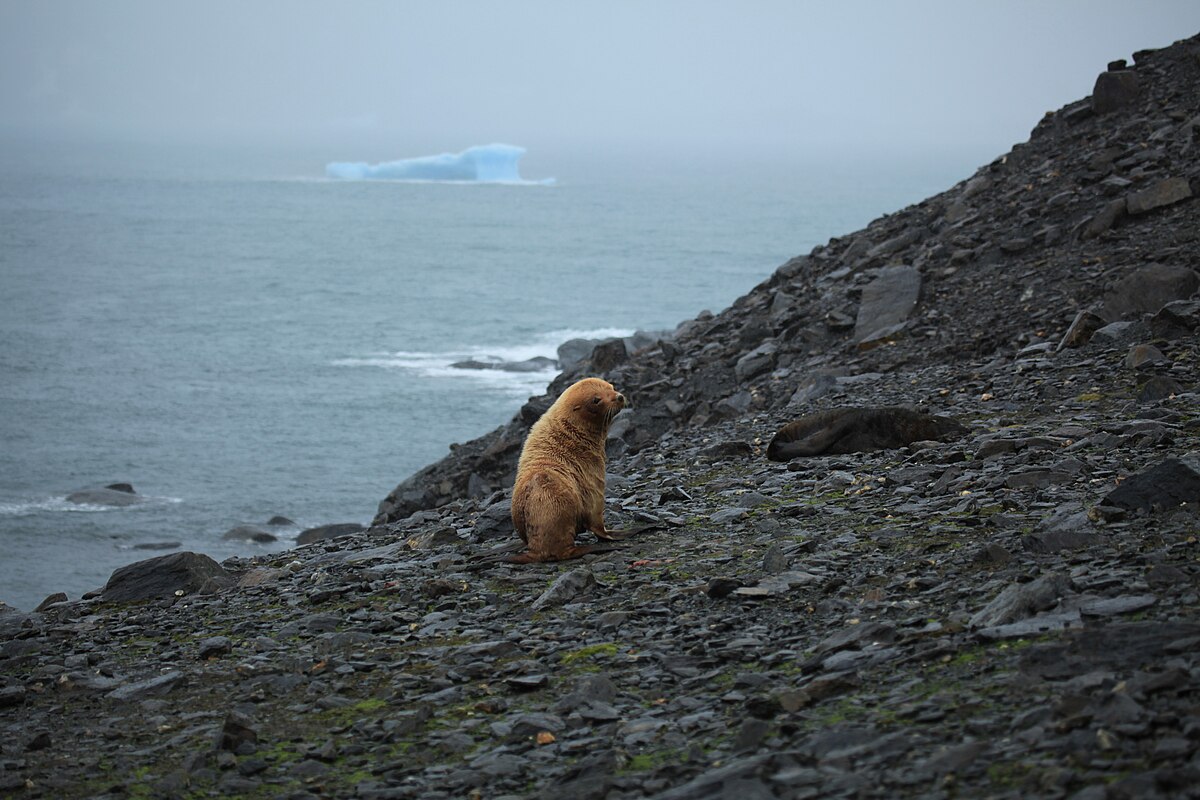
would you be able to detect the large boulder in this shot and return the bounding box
[1091,69,1141,114]
[100,552,234,603]
[1100,264,1200,322]
[1102,458,1200,515]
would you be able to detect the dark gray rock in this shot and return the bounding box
[1057,309,1108,350]
[1081,198,1126,240]
[1101,264,1200,322]
[100,551,235,602]
[969,573,1072,628]
[1150,300,1200,339]
[34,592,67,611]
[1125,344,1171,369]
[107,671,185,701]
[589,339,628,372]
[297,522,366,545]
[735,342,778,381]
[450,356,557,373]
[1092,69,1141,114]
[65,483,144,507]
[530,569,598,611]
[1126,176,1193,215]
[473,498,515,541]
[854,265,921,345]
[1102,458,1200,514]
[198,636,233,659]
[221,525,278,543]
[1137,375,1185,402]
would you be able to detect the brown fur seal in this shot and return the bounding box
[767,406,967,461]
[509,377,627,562]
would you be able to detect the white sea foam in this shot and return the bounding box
[0,495,183,517]
[331,327,636,395]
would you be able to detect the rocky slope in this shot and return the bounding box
[2,33,1199,800]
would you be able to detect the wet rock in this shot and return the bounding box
[450,356,557,372]
[221,525,278,543]
[65,483,144,507]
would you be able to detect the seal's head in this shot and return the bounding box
[557,377,626,433]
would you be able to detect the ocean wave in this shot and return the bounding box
[331,327,636,394]
[0,494,183,517]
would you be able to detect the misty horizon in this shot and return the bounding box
[3,1,1200,167]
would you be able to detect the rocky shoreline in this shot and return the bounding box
[3,33,1200,799]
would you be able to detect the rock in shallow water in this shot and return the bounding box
[65,483,144,507]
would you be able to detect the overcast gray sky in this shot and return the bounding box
[2,1,1199,160]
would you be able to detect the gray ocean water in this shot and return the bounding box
[0,140,978,610]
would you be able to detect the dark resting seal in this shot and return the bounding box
[767,406,968,461]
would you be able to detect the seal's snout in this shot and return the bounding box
[615,392,627,408]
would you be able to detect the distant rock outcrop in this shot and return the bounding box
[65,483,144,507]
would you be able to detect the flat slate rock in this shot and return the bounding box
[854,265,922,345]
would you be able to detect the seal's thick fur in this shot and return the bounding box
[510,378,626,562]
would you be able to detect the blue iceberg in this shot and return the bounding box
[326,143,551,183]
